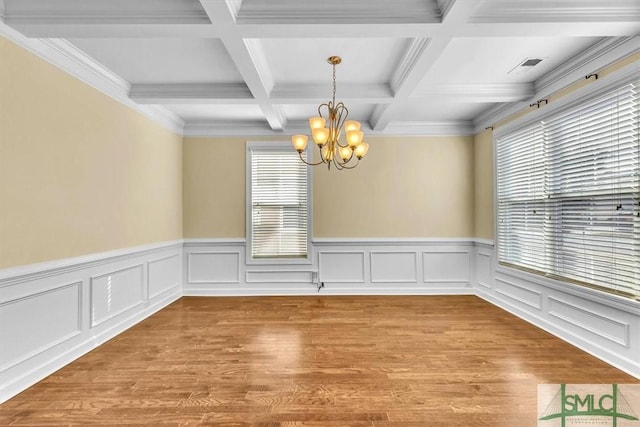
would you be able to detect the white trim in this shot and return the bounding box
[0,23,185,135]
[473,238,494,247]
[1,237,638,405]
[0,288,180,403]
[0,241,183,403]
[183,237,246,245]
[391,37,430,93]
[245,141,314,266]
[313,237,476,245]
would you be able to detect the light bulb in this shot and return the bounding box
[312,128,329,146]
[354,142,369,159]
[346,130,364,148]
[309,117,326,130]
[291,135,308,152]
[339,146,352,162]
[345,120,361,132]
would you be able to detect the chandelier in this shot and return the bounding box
[291,56,369,170]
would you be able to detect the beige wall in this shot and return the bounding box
[473,130,494,239]
[183,135,475,238]
[183,137,246,238]
[0,37,183,268]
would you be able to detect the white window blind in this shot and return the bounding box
[497,81,640,299]
[249,147,309,259]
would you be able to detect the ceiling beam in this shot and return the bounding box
[270,83,394,104]
[8,19,640,39]
[198,0,285,130]
[129,83,254,104]
[440,0,481,24]
[371,37,452,131]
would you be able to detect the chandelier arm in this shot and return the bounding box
[333,156,359,170]
[318,102,330,118]
[336,157,360,169]
[298,151,325,166]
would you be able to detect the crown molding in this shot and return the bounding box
[534,36,638,95]
[473,36,639,133]
[0,23,185,134]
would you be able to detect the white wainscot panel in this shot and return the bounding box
[148,254,180,299]
[246,270,313,283]
[495,277,542,310]
[476,251,492,289]
[548,296,630,347]
[319,252,365,283]
[0,282,81,370]
[187,252,240,284]
[423,251,470,283]
[91,265,144,327]
[370,252,417,283]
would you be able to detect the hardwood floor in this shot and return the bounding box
[1,296,637,426]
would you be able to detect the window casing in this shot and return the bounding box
[496,80,640,300]
[246,142,311,263]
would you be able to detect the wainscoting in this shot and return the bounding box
[1,238,638,403]
[474,241,640,379]
[183,238,476,296]
[0,241,182,403]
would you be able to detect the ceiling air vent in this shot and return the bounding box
[508,57,546,75]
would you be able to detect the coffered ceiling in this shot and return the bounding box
[2,0,639,136]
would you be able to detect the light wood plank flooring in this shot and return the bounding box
[1,296,638,426]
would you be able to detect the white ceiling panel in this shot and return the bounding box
[415,36,601,87]
[394,99,492,122]
[261,38,411,84]
[279,104,377,124]
[165,104,265,121]
[70,38,243,84]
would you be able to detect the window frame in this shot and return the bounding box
[246,141,313,265]
[493,68,639,301]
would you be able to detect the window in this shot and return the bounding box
[497,80,640,299]
[247,142,311,261]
